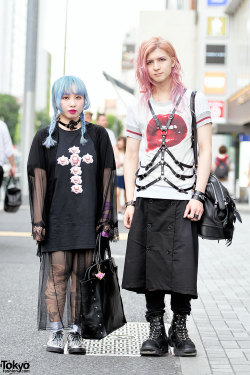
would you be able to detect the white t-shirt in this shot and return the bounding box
[0,120,14,166]
[106,128,116,147]
[126,89,211,200]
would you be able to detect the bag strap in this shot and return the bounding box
[92,233,111,264]
[5,175,19,189]
[190,91,198,170]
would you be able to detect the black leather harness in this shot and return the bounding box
[136,93,195,194]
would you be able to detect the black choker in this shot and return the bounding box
[58,117,81,130]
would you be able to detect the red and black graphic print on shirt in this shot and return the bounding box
[57,145,93,194]
[146,113,187,152]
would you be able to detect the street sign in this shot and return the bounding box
[204,72,226,94]
[208,100,225,118]
[207,17,227,37]
[207,0,228,5]
[206,45,226,64]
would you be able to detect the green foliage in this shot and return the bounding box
[0,94,20,143]
[35,109,50,132]
[106,114,124,137]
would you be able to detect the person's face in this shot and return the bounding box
[97,115,107,128]
[84,113,92,122]
[146,48,175,85]
[59,90,85,123]
[117,138,125,150]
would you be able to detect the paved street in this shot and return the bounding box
[0,203,249,375]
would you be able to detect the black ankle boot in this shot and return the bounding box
[140,315,168,356]
[168,314,197,356]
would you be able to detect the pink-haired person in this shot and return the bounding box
[122,37,212,357]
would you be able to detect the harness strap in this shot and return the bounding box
[136,176,193,194]
[137,161,194,181]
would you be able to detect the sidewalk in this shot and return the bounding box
[0,204,249,375]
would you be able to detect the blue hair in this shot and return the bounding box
[43,75,90,148]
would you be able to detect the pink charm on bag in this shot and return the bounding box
[95,271,105,280]
[95,264,105,280]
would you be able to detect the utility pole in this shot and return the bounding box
[21,0,39,196]
[63,0,69,74]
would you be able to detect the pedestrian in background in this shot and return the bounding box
[84,110,93,123]
[122,36,212,357]
[213,145,230,182]
[27,75,117,354]
[96,113,121,167]
[0,120,16,189]
[116,136,126,220]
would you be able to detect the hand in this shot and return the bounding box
[33,225,45,242]
[123,205,135,229]
[116,161,121,169]
[183,199,204,221]
[9,166,16,177]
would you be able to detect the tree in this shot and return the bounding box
[106,114,124,138]
[35,109,50,132]
[0,94,20,143]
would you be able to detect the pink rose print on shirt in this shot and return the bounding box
[71,184,83,194]
[70,175,82,185]
[69,153,81,166]
[82,153,93,164]
[146,114,187,152]
[70,166,82,175]
[57,155,69,166]
[68,146,80,154]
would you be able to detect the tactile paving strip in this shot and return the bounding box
[82,322,169,356]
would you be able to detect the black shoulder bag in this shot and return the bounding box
[80,234,126,339]
[190,91,242,245]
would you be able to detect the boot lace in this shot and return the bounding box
[175,315,190,341]
[148,317,162,340]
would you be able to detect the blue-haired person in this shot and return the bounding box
[27,76,118,354]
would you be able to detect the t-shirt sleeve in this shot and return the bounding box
[125,101,142,141]
[195,92,212,129]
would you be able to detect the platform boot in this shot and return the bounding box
[140,315,168,356]
[168,313,197,356]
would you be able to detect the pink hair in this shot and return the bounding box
[136,37,186,107]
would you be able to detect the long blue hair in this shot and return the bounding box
[43,75,90,148]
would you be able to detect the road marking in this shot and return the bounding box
[0,231,31,237]
[0,231,128,240]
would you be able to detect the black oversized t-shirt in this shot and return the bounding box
[41,126,97,252]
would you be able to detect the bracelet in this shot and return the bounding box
[192,190,206,203]
[125,200,136,207]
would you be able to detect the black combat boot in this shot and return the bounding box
[140,315,168,356]
[168,314,197,356]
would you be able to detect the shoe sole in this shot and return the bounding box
[46,346,64,354]
[68,348,86,355]
[140,346,169,357]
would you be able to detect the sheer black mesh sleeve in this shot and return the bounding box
[95,128,118,241]
[27,130,47,242]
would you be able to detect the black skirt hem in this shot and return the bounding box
[122,285,198,299]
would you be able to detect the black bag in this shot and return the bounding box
[191,91,242,245]
[80,234,126,339]
[4,175,22,213]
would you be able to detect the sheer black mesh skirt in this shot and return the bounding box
[37,249,94,330]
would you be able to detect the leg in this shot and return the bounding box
[45,251,73,353]
[168,292,196,356]
[67,249,94,354]
[117,187,122,214]
[140,291,168,356]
